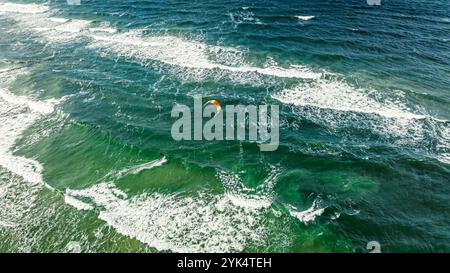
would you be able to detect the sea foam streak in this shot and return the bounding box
[63,168,301,252]
[65,182,272,252]
[0,63,61,233]
[217,168,328,224]
[217,170,277,210]
[272,79,426,142]
[64,195,93,211]
[2,3,448,162]
[288,200,325,224]
[273,79,424,120]
[87,33,321,80]
[0,67,58,187]
[115,156,168,178]
[273,79,450,163]
[0,2,321,81]
[296,15,315,21]
[0,2,49,14]
[0,170,40,229]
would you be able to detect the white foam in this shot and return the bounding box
[438,154,450,164]
[48,18,70,23]
[65,183,270,252]
[273,79,437,148]
[273,79,424,120]
[437,125,450,164]
[65,241,82,253]
[288,200,325,224]
[229,10,263,26]
[32,18,93,43]
[0,3,49,14]
[89,27,118,34]
[225,193,272,210]
[215,168,281,210]
[296,15,315,21]
[88,33,320,80]
[64,195,94,211]
[0,3,92,42]
[0,86,57,115]
[0,65,64,240]
[115,156,167,178]
[0,2,321,81]
[53,19,91,33]
[0,170,41,228]
[0,68,58,187]
[62,167,291,252]
[273,79,450,162]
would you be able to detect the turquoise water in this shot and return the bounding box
[0,0,449,252]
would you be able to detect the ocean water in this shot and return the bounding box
[0,0,449,253]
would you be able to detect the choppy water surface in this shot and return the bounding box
[0,0,449,252]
